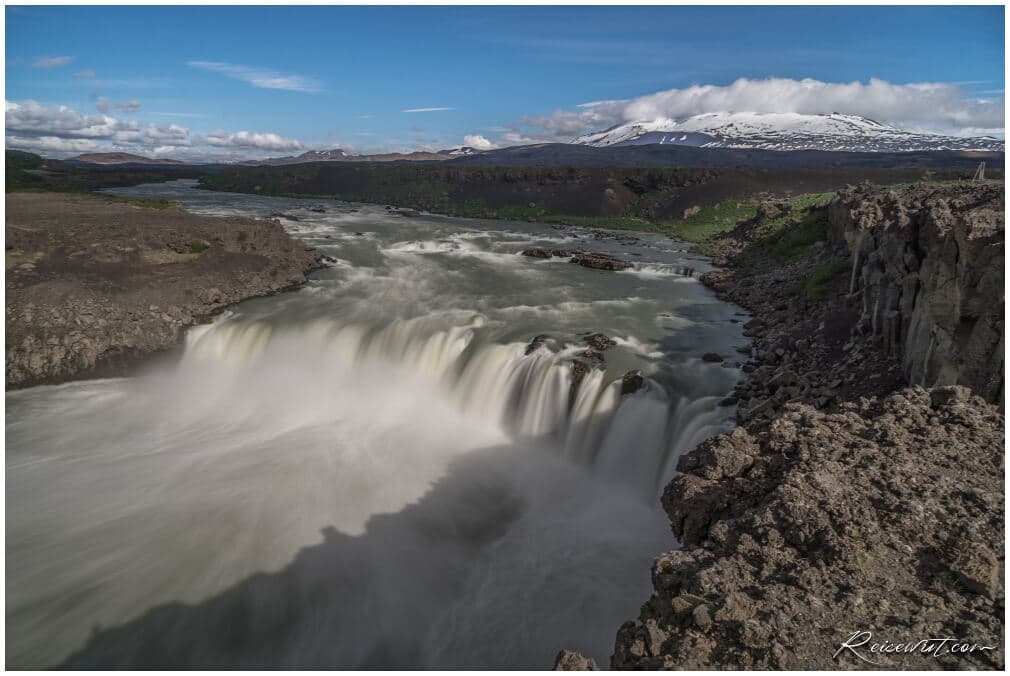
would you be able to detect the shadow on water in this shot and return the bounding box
[54,439,667,669]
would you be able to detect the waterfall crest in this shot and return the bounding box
[184,314,734,496]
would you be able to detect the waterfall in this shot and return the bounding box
[182,314,734,498]
[6,181,750,668]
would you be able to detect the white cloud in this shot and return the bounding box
[204,129,306,151]
[187,61,321,93]
[96,97,142,113]
[73,69,96,78]
[523,77,1005,138]
[5,99,311,161]
[500,131,557,146]
[6,100,127,139]
[6,101,184,149]
[32,56,73,68]
[463,134,498,150]
[5,135,99,153]
[402,107,454,113]
[115,123,190,145]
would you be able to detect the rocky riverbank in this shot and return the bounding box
[559,181,1005,669]
[6,192,325,388]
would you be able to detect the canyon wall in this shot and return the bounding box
[832,183,1004,403]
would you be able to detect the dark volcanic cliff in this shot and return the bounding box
[833,183,1004,403]
[598,182,1005,670]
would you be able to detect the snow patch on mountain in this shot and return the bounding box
[574,112,1003,152]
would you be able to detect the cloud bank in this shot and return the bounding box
[187,61,321,93]
[205,130,305,151]
[522,77,1005,140]
[5,100,306,160]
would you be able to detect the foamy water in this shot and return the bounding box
[6,180,748,667]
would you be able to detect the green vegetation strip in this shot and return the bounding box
[97,194,177,209]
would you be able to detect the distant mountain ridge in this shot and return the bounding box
[60,147,484,167]
[240,146,482,166]
[68,152,185,165]
[573,112,1003,152]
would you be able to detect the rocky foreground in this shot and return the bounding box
[559,181,1005,670]
[6,192,324,388]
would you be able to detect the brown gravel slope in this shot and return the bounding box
[599,182,1005,670]
[5,192,323,388]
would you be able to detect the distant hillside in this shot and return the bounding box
[241,147,482,166]
[6,150,208,193]
[68,152,185,166]
[448,143,1004,169]
[6,149,45,171]
[198,157,1001,226]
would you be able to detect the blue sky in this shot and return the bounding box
[5,5,1005,159]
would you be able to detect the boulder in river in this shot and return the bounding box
[584,333,617,351]
[570,360,590,387]
[569,251,632,271]
[554,650,598,671]
[520,247,631,271]
[521,247,570,259]
[525,334,550,355]
[620,370,645,395]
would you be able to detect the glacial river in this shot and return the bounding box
[6,180,746,667]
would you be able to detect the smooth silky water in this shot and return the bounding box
[5,180,748,667]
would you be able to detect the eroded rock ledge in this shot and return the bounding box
[614,386,1003,669]
[599,182,1004,670]
[6,192,324,388]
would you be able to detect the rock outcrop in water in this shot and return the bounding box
[520,247,633,271]
[607,182,1004,669]
[583,333,617,351]
[5,192,323,388]
[554,650,598,670]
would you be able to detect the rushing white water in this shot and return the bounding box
[5,181,748,668]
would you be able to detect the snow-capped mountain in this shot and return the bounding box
[439,146,481,157]
[295,149,351,161]
[574,112,1004,152]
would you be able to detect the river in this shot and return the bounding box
[5,180,746,667]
